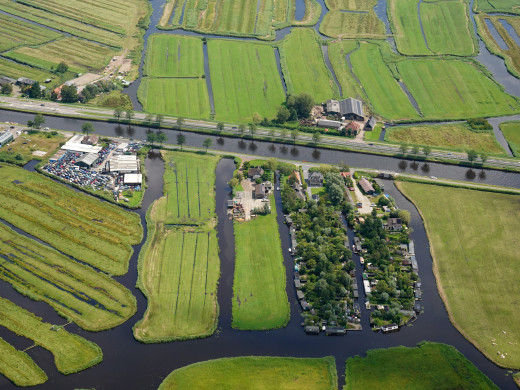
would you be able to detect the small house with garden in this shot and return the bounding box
[248,167,264,180]
[308,171,324,187]
[384,217,402,231]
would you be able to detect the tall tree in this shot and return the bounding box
[56,61,68,74]
[480,153,488,163]
[60,85,78,103]
[176,117,184,126]
[203,138,212,150]
[125,109,134,122]
[281,129,288,140]
[32,114,45,129]
[217,122,225,132]
[144,113,154,130]
[81,122,94,136]
[114,107,124,121]
[467,149,478,164]
[27,82,41,99]
[423,145,431,157]
[155,114,163,128]
[238,124,246,137]
[276,106,291,124]
[291,129,298,144]
[156,131,167,146]
[146,132,157,146]
[312,132,321,146]
[249,123,257,138]
[177,133,186,149]
[399,144,408,155]
[1,83,12,95]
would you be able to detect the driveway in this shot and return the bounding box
[352,177,373,214]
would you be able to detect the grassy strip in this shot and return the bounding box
[396,182,520,369]
[208,39,286,123]
[0,297,102,374]
[363,123,383,141]
[0,163,142,275]
[0,12,61,52]
[232,195,289,330]
[500,121,520,157]
[385,123,507,155]
[0,222,137,331]
[0,337,47,387]
[134,151,221,342]
[320,10,385,39]
[158,356,338,390]
[344,342,498,389]
[327,40,365,99]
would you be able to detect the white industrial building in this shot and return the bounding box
[108,154,139,173]
[62,134,102,154]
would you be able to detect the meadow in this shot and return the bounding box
[500,121,520,156]
[134,151,221,342]
[138,78,211,119]
[344,342,497,389]
[388,0,431,55]
[144,34,204,78]
[0,164,142,275]
[385,123,506,155]
[0,131,64,165]
[396,182,520,369]
[476,0,520,14]
[320,11,385,39]
[0,58,54,83]
[232,196,289,330]
[158,356,338,390]
[0,338,47,387]
[350,43,419,119]
[279,28,338,103]
[363,123,383,141]
[327,40,365,99]
[5,37,113,74]
[325,0,377,11]
[0,13,61,52]
[208,40,286,123]
[0,222,137,331]
[0,297,102,374]
[397,58,520,119]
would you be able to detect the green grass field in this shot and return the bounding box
[0,164,142,275]
[320,11,385,39]
[158,356,338,390]
[500,121,520,157]
[397,58,520,119]
[280,28,338,102]
[208,40,286,123]
[327,40,365,99]
[386,123,506,155]
[0,297,102,374]
[364,123,383,141]
[232,196,289,330]
[0,131,64,165]
[344,342,497,389]
[0,222,137,331]
[325,0,377,11]
[396,182,520,369]
[134,151,221,342]
[144,34,204,77]
[138,78,211,119]
[0,13,61,52]
[350,43,419,120]
[0,338,47,387]
[476,0,520,14]
[389,0,431,55]
[5,37,113,74]
[0,58,54,83]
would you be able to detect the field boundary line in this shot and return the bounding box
[173,232,185,317]
[187,233,199,318]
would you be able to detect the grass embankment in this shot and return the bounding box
[232,195,289,330]
[0,338,47,387]
[350,42,419,120]
[386,123,507,155]
[0,222,137,331]
[279,28,339,102]
[389,0,475,55]
[396,182,520,369]
[0,298,102,374]
[344,342,498,389]
[0,130,64,165]
[208,40,285,123]
[134,152,220,342]
[158,356,338,390]
[327,40,365,99]
[397,58,520,119]
[500,121,520,157]
[0,164,142,275]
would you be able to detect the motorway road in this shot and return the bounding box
[2,96,520,171]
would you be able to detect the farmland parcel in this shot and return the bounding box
[397,182,520,369]
[134,152,220,342]
[208,40,286,123]
[0,297,102,374]
[344,343,497,389]
[500,121,520,157]
[0,164,142,275]
[320,11,385,39]
[327,40,365,99]
[158,356,338,390]
[232,196,289,330]
[0,338,47,387]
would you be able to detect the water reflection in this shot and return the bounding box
[421,163,430,172]
[126,126,135,138]
[410,161,419,170]
[312,149,321,160]
[398,160,408,170]
[217,137,224,145]
[114,125,124,137]
[466,169,476,179]
[280,145,288,154]
[290,147,299,157]
[249,142,258,152]
[479,170,486,179]
[268,144,276,152]
[238,140,246,149]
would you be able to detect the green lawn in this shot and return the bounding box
[139,78,211,119]
[0,222,137,331]
[344,342,497,389]
[350,43,419,120]
[397,58,520,119]
[0,338,47,387]
[0,164,142,275]
[0,57,54,83]
[232,196,289,330]
[500,121,520,157]
[0,12,61,52]
[134,151,221,342]
[327,40,364,99]
[388,0,431,55]
[385,123,506,155]
[158,356,338,390]
[0,297,102,374]
[144,34,204,77]
[320,11,385,39]
[280,28,338,102]
[396,182,520,369]
[476,0,520,14]
[208,40,286,123]
[420,0,476,56]
[363,123,383,141]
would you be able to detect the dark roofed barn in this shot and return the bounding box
[365,116,377,130]
[358,178,375,194]
[339,98,364,121]
[317,119,342,129]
